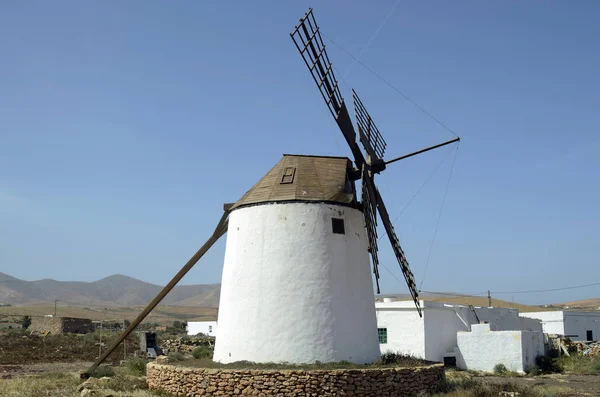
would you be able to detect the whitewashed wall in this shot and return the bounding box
[520,311,600,341]
[519,311,565,335]
[187,321,217,337]
[214,202,381,364]
[376,301,544,362]
[564,312,600,341]
[477,308,542,332]
[521,330,546,369]
[376,303,425,358]
[456,324,544,373]
[423,306,469,361]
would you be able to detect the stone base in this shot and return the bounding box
[146,362,445,396]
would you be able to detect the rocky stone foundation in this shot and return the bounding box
[146,362,445,396]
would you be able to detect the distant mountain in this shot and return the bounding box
[0,272,220,307]
[3,272,585,312]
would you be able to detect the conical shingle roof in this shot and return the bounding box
[231,154,356,210]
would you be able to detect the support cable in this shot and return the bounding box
[378,143,457,242]
[343,0,403,79]
[322,33,459,139]
[419,143,459,290]
[493,282,600,295]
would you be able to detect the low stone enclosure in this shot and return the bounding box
[29,316,93,334]
[146,362,445,396]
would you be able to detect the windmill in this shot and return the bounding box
[290,8,459,315]
[83,8,459,376]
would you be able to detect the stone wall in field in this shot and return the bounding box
[146,362,445,396]
[29,317,93,334]
[61,317,93,333]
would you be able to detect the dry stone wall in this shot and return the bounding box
[61,317,93,333]
[29,317,62,334]
[146,362,445,396]
[29,317,93,334]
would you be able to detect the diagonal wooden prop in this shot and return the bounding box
[82,207,230,378]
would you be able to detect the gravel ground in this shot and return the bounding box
[467,373,600,396]
[0,361,92,379]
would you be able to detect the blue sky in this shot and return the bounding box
[1,1,598,305]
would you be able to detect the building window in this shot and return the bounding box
[378,328,387,344]
[209,325,213,333]
[281,167,296,184]
[587,330,593,341]
[332,218,345,234]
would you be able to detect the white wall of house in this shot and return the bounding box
[520,311,600,341]
[478,308,543,332]
[521,330,546,368]
[376,301,425,358]
[187,321,217,337]
[519,311,565,335]
[456,324,545,373]
[423,306,470,361]
[564,312,600,341]
[375,300,544,362]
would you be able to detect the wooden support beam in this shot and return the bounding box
[82,209,230,378]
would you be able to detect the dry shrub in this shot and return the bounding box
[123,357,149,376]
[89,365,115,378]
[435,378,569,397]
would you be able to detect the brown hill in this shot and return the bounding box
[1,272,556,313]
[559,298,600,310]
[0,272,220,307]
[380,293,547,312]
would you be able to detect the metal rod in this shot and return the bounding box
[82,209,230,378]
[99,321,102,358]
[385,137,460,166]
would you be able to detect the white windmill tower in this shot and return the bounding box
[212,154,381,364]
[83,8,459,377]
[213,9,458,364]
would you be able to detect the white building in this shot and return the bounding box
[456,323,545,374]
[519,311,600,341]
[187,321,217,337]
[213,155,380,364]
[375,299,543,362]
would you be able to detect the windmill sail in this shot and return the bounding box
[290,9,365,168]
[361,168,381,293]
[292,8,427,317]
[375,187,422,316]
[353,89,387,161]
[353,89,421,315]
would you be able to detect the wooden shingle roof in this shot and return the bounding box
[231,154,355,210]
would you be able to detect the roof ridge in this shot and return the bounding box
[282,153,351,160]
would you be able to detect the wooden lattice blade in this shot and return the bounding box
[290,9,365,168]
[374,187,422,316]
[352,89,387,162]
[361,170,380,293]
